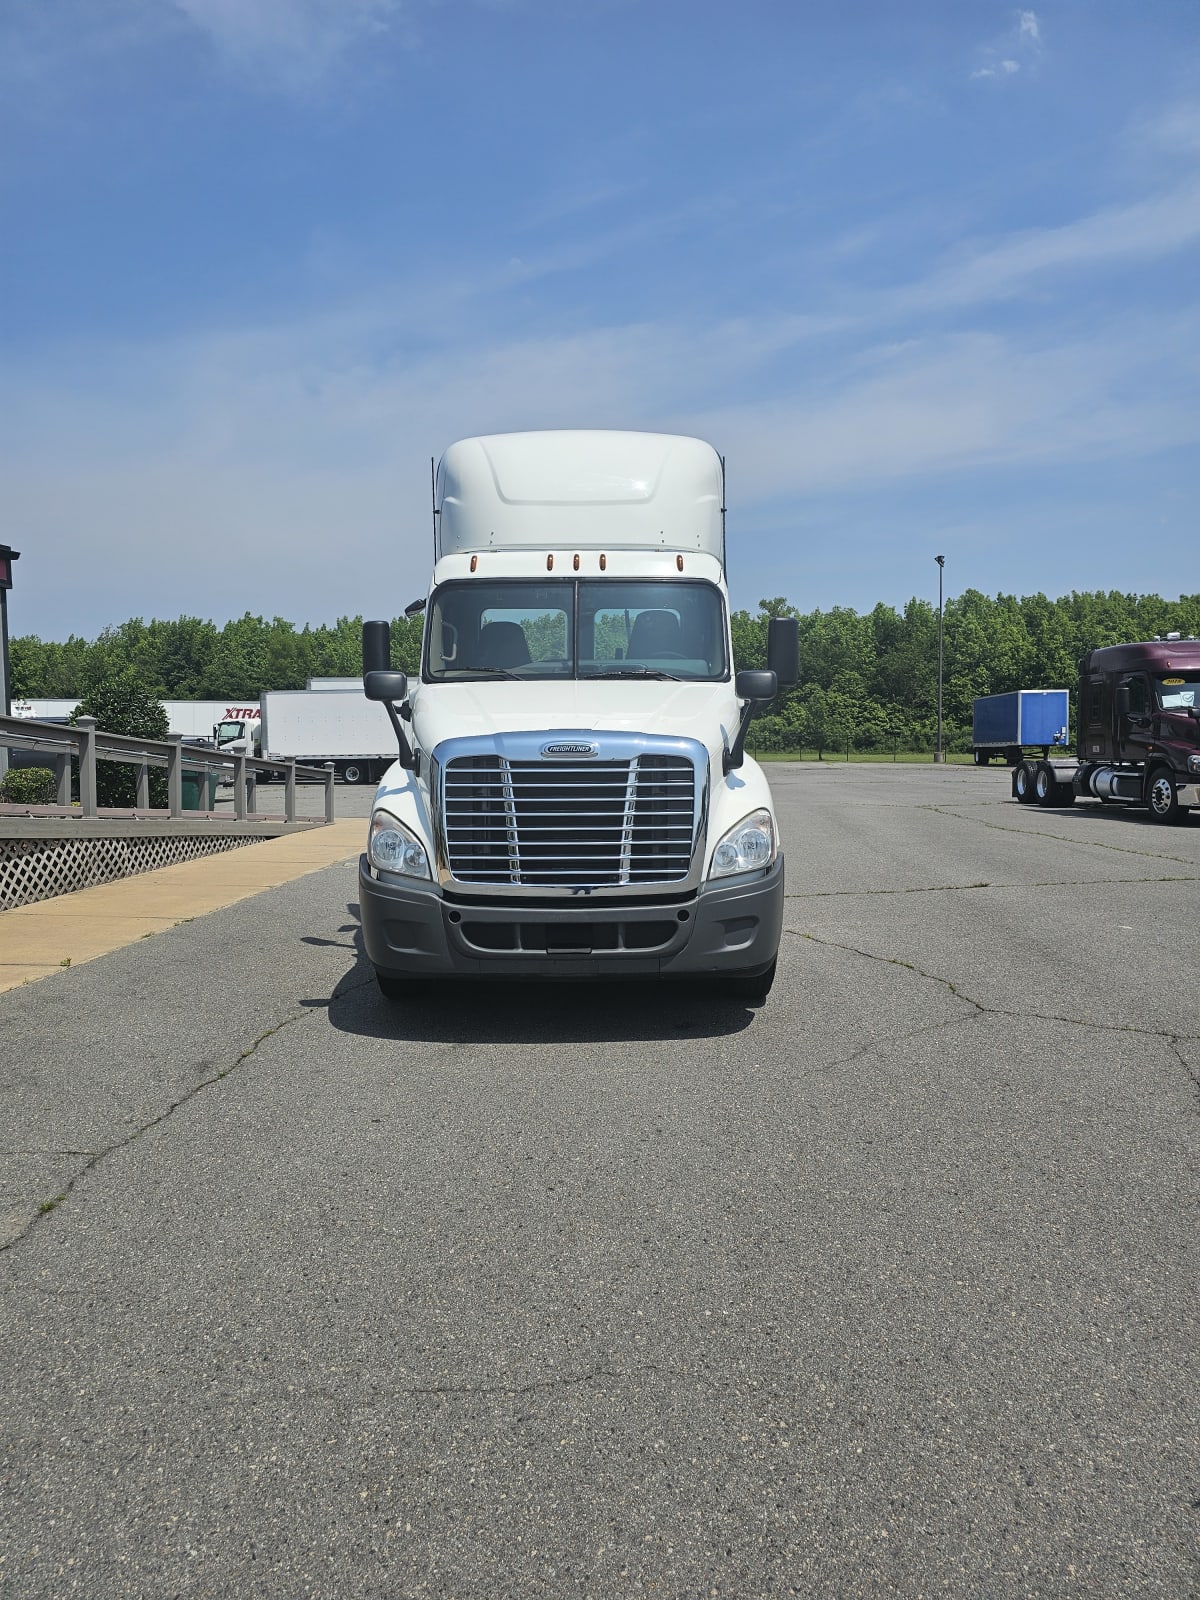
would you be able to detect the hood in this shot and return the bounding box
[1159,708,1200,745]
[411,679,740,770]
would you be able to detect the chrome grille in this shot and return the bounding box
[442,754,696,887]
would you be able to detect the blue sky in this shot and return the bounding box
[2,0,1197,641]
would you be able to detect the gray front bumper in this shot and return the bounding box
[359,854,784,982]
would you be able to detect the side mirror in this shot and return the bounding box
[363,619,391,676]
[767,617,799,688]
[365,670,408,703]
[362,618,416,770]
[736,668,778,703]
[1115,685,1131,717]
[725,669,779,775]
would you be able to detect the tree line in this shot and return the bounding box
[11,589,1200,756]
[10,613,426,704]
[732,589,1200,755]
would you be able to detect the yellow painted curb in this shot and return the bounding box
[0,819,365,994]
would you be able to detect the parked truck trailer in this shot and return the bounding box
[13,698,259,740]
[236,682,395,783]
[971,689,1070,767]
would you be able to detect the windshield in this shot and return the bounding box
[424,579,728,682]
[216,720,247,744]
[1154,675,1200,710]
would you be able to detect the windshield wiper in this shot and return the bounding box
[456,666,525,680]
[586,667,682,682]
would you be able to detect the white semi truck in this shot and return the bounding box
[358,430,799,1003]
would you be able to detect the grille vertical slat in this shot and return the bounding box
[443,754,695,886]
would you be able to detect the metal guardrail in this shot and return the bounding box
[0,715,336,825]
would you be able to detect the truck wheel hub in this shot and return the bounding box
[1149,776,1173,814]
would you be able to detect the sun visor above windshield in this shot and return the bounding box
[435,431,725,563]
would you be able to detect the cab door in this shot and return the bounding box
[1117,675,1153,764]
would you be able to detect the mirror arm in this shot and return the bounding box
[383,701,417,772]
[723,699,761,775]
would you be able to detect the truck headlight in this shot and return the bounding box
[1189,754,1200,775]
[369,811,431,878]
[708,808,776,879]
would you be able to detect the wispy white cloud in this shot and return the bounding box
[689,318,1200,503]
[971,8,1041,82]
[3,55,1197,630]
[167,0,412,90]
[3,288,1196,618]
[1139,101,1200,157]
[3,295,1195,631]
[0,0,415,113]
[885,176,1200,313]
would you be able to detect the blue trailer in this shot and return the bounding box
[971,689,1070,766]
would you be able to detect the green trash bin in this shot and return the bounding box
[181,769,219,810]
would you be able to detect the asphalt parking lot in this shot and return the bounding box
[1,763,1196,1598]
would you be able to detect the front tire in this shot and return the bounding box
[1145,765,1183,824]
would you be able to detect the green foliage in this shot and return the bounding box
[12,590,1200,757]
[390,615,424,674]
[523,611,568,661]
[0,766,57,805]
[71,668,170,808]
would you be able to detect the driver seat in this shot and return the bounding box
[474,620,531,668]
[628,610,682,657]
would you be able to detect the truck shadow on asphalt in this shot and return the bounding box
[300,904,757,1043]
[1023,802,1199,830]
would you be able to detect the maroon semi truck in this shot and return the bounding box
[1013,636,1200,824]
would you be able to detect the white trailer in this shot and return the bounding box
[12,697,260,741]
[11,699,79,721]
[258,685,395,784]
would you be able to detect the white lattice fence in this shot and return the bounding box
[1,833,260,910]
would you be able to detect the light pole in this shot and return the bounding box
[0,544,20,782]
[934,554,945,763]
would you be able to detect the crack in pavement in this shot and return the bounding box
[1,968,381,1255]
[0,1010,314,1255]
[820,1006,983,1078]
[407,1364,673,1400]
[326,972,376,1005]
[0,1148,100,1158]
[1168,1039,1200,1112]
[788,928,1200,1062]
[785,874,1200,901]
[926,805,1200,867]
